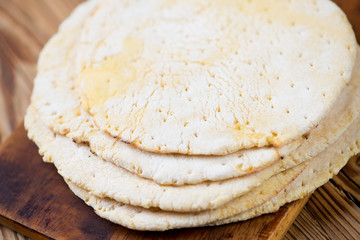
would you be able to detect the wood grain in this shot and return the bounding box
[0,0,360,239]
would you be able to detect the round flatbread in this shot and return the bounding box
[64,113,360,230]
[27,104,310,230]
[76,0,356,154]
[24,0,360,232]
[25,105,287,212]
[32,0,360,185]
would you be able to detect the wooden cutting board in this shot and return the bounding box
[0,0,360,239]
[0,123,310,240]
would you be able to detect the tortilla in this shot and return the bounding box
[63,113,360,230]
[32,0,360,185]
[25,105,289,212]
[76,0,356,155]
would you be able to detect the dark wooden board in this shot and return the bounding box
[0,124,309,240]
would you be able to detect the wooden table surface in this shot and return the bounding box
[1,0,360,239]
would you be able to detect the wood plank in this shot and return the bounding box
[283,205,328,240]
[286,166,360,240]
[0,124,309,240]
[0,0,83,143]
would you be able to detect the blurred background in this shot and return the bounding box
[0,0,359,239]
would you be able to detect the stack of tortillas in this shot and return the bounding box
[25,0,360,231]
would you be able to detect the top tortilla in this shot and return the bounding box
[76,0,356,155]
[32,0,360,184]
